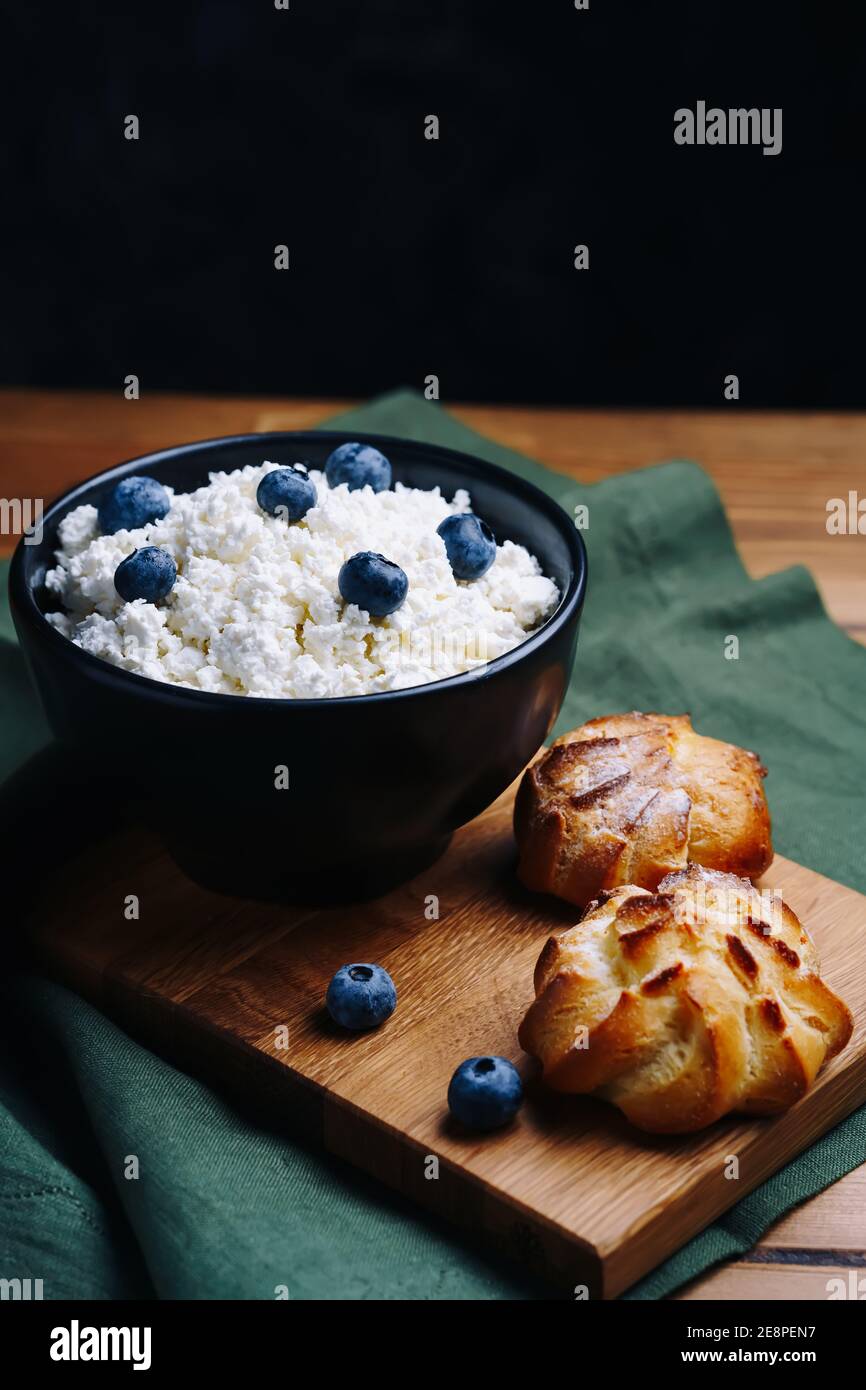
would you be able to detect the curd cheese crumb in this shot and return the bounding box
[45,463,560,698]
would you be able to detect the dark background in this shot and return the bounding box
[4,0,865,407]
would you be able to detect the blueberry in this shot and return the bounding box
[114,546,177,603]
[325,442,392,493]
[338,551,408,617]
[256,465,317,521]
[98,475,171,534]
[325,963,397,1031]
[447,1056,523,1131]
[437,513,497,581]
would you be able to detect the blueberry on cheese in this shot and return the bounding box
[114,547,177,603]
[98,476,171,535]
[447,1056,523,1131]
[437,513,497,580]
[324,442,392,493]
[338,551,408,617]
[326,963,397,1030]
[256,465,317,522]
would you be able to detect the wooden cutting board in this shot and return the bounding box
[25,784,866,1298]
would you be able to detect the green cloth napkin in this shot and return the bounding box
[2,389,865,1300]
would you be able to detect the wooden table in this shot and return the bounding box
[2,388,865,1299]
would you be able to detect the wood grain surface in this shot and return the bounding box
[25,780,866,1300]
[4,387,866,1297]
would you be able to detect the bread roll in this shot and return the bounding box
[518,864,852,1133]
[515,712,772,907]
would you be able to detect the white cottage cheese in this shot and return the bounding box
[45,462,560,698]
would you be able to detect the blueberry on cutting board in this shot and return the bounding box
[447,1056,523,1131]
[326,964,397,1031]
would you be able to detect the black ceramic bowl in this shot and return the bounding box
[10,432,587,899]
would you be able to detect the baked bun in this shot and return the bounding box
[514,712,772,907]
[518,865,852,1133]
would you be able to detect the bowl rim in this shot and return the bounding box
[10,429,588,708]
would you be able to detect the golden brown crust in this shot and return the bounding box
[518,865,853,1133]
[514,712,773,907]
